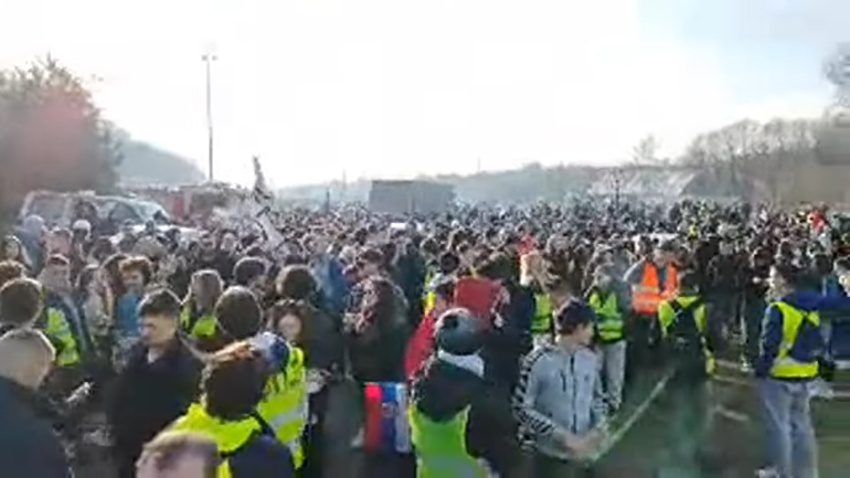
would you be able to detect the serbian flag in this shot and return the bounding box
[364,382,411,454]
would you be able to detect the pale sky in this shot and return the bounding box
[0,0,842,186]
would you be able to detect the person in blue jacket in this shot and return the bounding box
[827,257,850,361]
[755,262,846,478]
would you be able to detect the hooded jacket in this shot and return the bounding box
[413,354,485,421]
[411,352,516,459]
[513,343,606,461]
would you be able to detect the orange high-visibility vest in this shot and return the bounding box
[632,263,678,316]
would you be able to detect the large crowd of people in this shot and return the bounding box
[0,198,843,478]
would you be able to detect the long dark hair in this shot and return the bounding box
[357,276,400,333]
[267,299,316,346]
[75,264,99,301]
[186,269,224,314]
[102,253,128,299]
[276,265,317,302]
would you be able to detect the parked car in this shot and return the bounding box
[19,190,171,229]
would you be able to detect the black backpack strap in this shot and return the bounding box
[219,411,276,460]
[669,300,682,315]
[670,297,703,315]
[685,297,704,313]
[249,410,276,438]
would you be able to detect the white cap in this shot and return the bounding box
[72,219,92,232]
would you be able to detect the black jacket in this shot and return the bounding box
[413,358,485,421]
[481,282,533,389]
[347,321,409,383]
[411,357,517,470]
[107,337,202,474]
[707,254,742,294]
[347,282,410,383]
[0,377,72,478]
[301,304,344,372]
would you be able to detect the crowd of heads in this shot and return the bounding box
[0,195,845,477]
[0,200,843,346]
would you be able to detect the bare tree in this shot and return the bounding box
[631,134,660,165]
[677,116,827,202]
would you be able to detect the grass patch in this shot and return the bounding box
[591,363,849,477]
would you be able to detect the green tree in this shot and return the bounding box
[0,56,121,212]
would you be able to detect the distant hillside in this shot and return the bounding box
[116,132,205,186]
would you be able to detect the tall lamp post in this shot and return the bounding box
[202,52,217,181]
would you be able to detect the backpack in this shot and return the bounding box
[667,298,705,360]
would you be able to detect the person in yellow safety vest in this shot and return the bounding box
[755,263,834,478]
[423,276,436,316]
[521,251,554,346]
[423,252,461,316]
[409,308,493,478]
[43,308,81,367]
[165,342,295,478]
[586,264,628,412]
[531,293,552,341]
[658,271,716,379]
[180,270,223,352]
[624,239,679,369]
[38,255,94,374]
[255,336,307,468]
[211,286,308,470]
[657,270,715,474]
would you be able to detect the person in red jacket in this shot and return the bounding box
[405,277,455,380]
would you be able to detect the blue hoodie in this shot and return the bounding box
[115,293,141,340]
[312,255,349,315]
[755,291,849,379]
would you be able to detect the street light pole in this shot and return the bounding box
[202,52,217,182]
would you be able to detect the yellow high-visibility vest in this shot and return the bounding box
[658,295,716,376]
[170,403,262,478]
[588,290,624,342]
[180,306,217,340]
[256,346,308,468]
[45,308,80,367]
[770,302,820,379]
[531,293,552,335]
[409,405,486,478]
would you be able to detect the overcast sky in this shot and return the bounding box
[0,0,845,186]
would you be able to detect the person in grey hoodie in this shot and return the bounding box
[513,300,607,478]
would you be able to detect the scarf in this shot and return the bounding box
[437,350,484,378]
